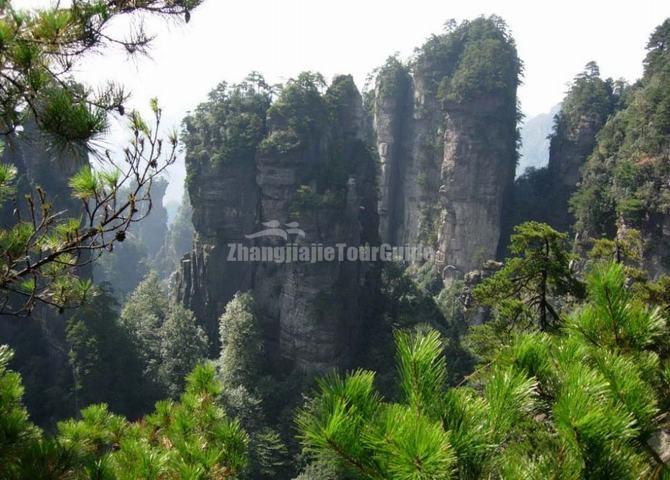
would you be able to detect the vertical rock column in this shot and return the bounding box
[438,96,518,278]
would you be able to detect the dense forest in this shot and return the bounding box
[1,1,670,478]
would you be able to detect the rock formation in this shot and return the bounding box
[176,17,523,374]
[176,74,378,371]
[545,63,619,233]
[504,63,620,247]
[372,17,520,278]
[177,17,523,373]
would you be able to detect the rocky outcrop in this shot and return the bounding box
[373,59,416,246]
[504,64,620,251]
[177,18,524,373]
[372,17,520,279]
[176,74,378,372]
[572,20,670,278]
[545,64,619,233]
[177,142,259,343]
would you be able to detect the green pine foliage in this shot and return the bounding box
[297,262,670,479]
[474,222,585,330]
[0,345,41,480]
[0,0,201,143]
[120,271,209,402]
[0,355,248,479]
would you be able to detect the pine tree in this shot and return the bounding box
[0,0,203,314]
[0,345,41,479]
[0,353,249,479]
[297,262,670,478]
[66,288,148,416]
[120,271,167,393]
[218,292,289,479]
[474,221,584,330]
[219,292,263,388]
[158,303,209,398]
[120,271,209,402]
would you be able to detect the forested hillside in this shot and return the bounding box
[1,2,670,478]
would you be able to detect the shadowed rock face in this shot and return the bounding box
[176,75,379,372]
[177,154,259,344]
[372,17,520,280]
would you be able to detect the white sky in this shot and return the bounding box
[14,0,670,202]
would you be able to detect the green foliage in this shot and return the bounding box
[219,292,262,389]
[0,0,201,143]
[0,162,16,201]
[0,0,202,314]
[375,56,411,99]
[158,303,209,399]
[120,271,208,402]
[1,98,182,315]
[0,345,41,479]
[573,20,670,238]
[566,263,664,354]
[259,72,328,156]
[217,292,290,479]
[551,62,621,150]
[298,263,670,478]
[413,16,520,106]
[395,329,446,415]
[0,356,248,479]
[474,222,584,330]
[509,63,623,237]
[183,74,272,172]
[120,271,168,377]
[66,288,149,416]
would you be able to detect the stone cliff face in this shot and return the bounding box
[372,17,520,278]
[178,18,522,373]
[178,18,523,373]
[439,95,518,277]
[177,138,259,343]
[373,59,417,246]
[176,74,378,371]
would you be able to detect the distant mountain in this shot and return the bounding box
[517,104,560,175]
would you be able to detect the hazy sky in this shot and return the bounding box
[14,0,670,202]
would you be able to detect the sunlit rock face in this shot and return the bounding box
[372,17,520,279]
